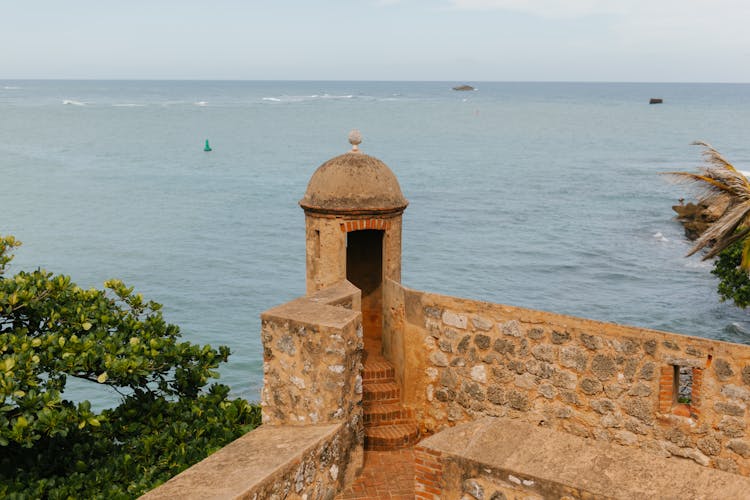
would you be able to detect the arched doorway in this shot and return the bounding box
[346,229,383,351]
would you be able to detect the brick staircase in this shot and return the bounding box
[362,348,420,451]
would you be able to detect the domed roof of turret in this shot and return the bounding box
[299,131,408,216]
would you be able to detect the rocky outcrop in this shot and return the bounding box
[452,85,475,91]
[672,198,729,240]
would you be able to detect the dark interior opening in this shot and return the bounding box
[346,229,384,351]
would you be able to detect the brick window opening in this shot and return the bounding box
[675,365,693,405]
[659,364,703,419]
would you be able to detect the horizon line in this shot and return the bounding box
[2,78,750,85]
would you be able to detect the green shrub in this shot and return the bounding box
[712,238,750,309]
[0,235,260,498]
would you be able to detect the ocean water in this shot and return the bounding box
[2,80,750,409]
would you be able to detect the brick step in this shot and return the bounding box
[363,381,401,404]
[365,422,420,451]
[362,358,395,382]
[363,403,415,427]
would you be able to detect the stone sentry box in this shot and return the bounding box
[299,130,407,351]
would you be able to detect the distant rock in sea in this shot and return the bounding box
[649,98,663,104]
[452,85,475,91]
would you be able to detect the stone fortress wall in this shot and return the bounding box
[145,135,750,499]
[383,282,750,476]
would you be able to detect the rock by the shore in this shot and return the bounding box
[649,98,663,104]
[672,198,729,240]
[452,85,475,91]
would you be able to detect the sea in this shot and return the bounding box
[2,80,750,410]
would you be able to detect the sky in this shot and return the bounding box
[2,0,749,82]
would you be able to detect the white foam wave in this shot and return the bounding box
[740,170,750,178]
[62,99,85,106]
[195,101,208,106]
[261,94,356,103]
[2,86,21,90]
[652,232,669,242]
[112,103,145,107]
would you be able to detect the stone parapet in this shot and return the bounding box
[140,423,352,500]
[387,285,750,476]
[416,417,750,499]
[261,281,363,426]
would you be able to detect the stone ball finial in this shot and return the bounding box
[348,129,362,153]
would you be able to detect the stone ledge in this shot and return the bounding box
[262,296,360,330]
[140,423,342,500]
[419,417,750,499]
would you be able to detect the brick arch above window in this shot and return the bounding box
[340,219,390,232]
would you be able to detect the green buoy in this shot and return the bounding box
[204,139,212,152]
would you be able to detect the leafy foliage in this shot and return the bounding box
[663,141,750,268]
[0,235,260,498]
[713,239,750,309]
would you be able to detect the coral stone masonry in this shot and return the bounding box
[145,133,750,498]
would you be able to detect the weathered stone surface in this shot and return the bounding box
[718,416,746,438]
[560,391,582,406]
[662,340,680,351]
[471,365,488,384]
[531,344,556,362]
[525,359,553,379]
[538,383,556,399]
[714,457,739,474]
[424,306,442,319]
[142,423,354,500]
[580,377,603,395]
[458,335,471,354]
[591,399,615,414]
[742,366,750,386]
[463,380,486,401]
[722,384,750,401]
[443,311,468,329]
[614,430,638,446]
[580,333,603,351]
[436,388,456,402]
[639,362,656,380]
[643,339,657,356]
[508,390,530,411]
[491,366,514,383]
[622,398,654,424]
[508,360,525,374]
[591,354,617,381]
[552,369,577,390]
[441,368,458,388]
[728,439,750,458]
[438,339,453,353]
[514,373,537,390]
[697,435,722,456]
[715,359,735,381]
[463,478,484,499]
[487,386,507,405]
[475,334,491,350]
[472,315,494,331]
[430,351,449,367]
[492,338,515,356]
[500,320,521,337]
[685,346,703,357]
[560,346,588,372]
[551,330,571,344]
[603,383,627,399]
[666,428,692,448]
[612,338,640,355]
[601,413,622,429]
[664,442,710,466]
[527,327,545,340]
[715,401,745,417]
[628,383,652,397]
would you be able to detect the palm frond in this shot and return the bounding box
[688,202,750,258]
